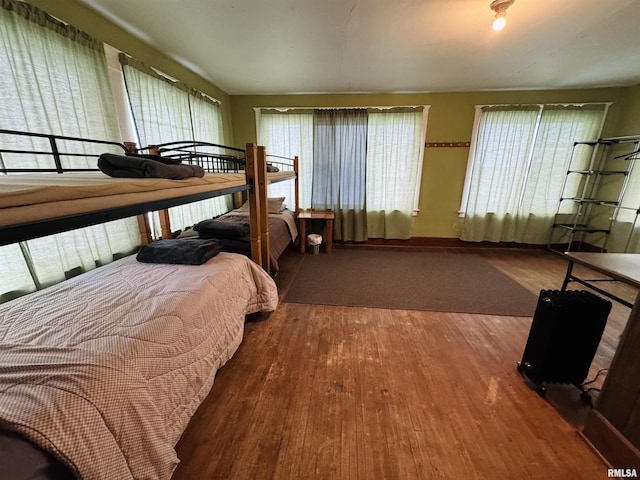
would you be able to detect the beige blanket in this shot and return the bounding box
[0,172,247,228]
[0,170,296,228]
[0,253,277,479]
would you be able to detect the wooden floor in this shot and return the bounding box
[172,247,634,479]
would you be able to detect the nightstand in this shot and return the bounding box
[297,210,335,254]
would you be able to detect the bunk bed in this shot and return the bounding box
[145,141,300,272]
[0,129,297,479]
[0,129,299,272]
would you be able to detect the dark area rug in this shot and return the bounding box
[284,249,538,316]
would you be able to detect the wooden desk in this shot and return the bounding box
[561,252,640,469]
[561,252,640,308]
[298,210,334,254]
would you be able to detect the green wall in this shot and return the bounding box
[231,89,631,238]
[615,84,640,135]
[27,0,235,144]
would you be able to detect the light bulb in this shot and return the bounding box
[493,15,506,31]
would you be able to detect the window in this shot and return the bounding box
[120,54,231,232]
[460,104,608,244]
[257,106,428,240]
[0,1,139,302]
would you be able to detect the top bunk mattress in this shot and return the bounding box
[0,170,296,229]
[0,172,248,229]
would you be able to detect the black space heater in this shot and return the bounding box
[517,289,611,397]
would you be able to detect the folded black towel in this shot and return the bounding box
[125,152,182,165]
[136,238,222,265]
[193,219,250,239]
[98,153,205,179]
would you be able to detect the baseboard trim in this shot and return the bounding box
[336,237,549,251]
[581,409,640,469]
[548,241,605,253]
[333,237,606,253]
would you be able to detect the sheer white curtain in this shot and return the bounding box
[461,107,538,242]
[461,105,606,243]
[121,56,230,233]
[0,1,140,302]
[366,110,424,239]
[0,2,119,143]
[169,94,231,229]
[517,106,606,242]
[0,245,36,303]
[258,111,313,211]
[121,58,192,146]
[313,109,368,241]
[190,94,224,144]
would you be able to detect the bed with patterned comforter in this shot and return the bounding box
[0,252,278,479]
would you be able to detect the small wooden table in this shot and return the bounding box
[298,210,334,254]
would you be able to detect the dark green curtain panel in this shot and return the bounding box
[312,109,368,242]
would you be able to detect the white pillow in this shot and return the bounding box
[234,201,250,212]
[268,197,286,214]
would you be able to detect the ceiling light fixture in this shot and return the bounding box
[490,0,515,31]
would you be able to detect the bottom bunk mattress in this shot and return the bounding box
[0,252,278,480]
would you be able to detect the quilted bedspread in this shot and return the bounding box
[0,253,278,479]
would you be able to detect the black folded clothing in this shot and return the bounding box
[136,238,223,265]
[125,152,182,165]
[98,153,205,179]
[193,219,250,239]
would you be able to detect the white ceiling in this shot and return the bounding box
[79,0,640,95]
